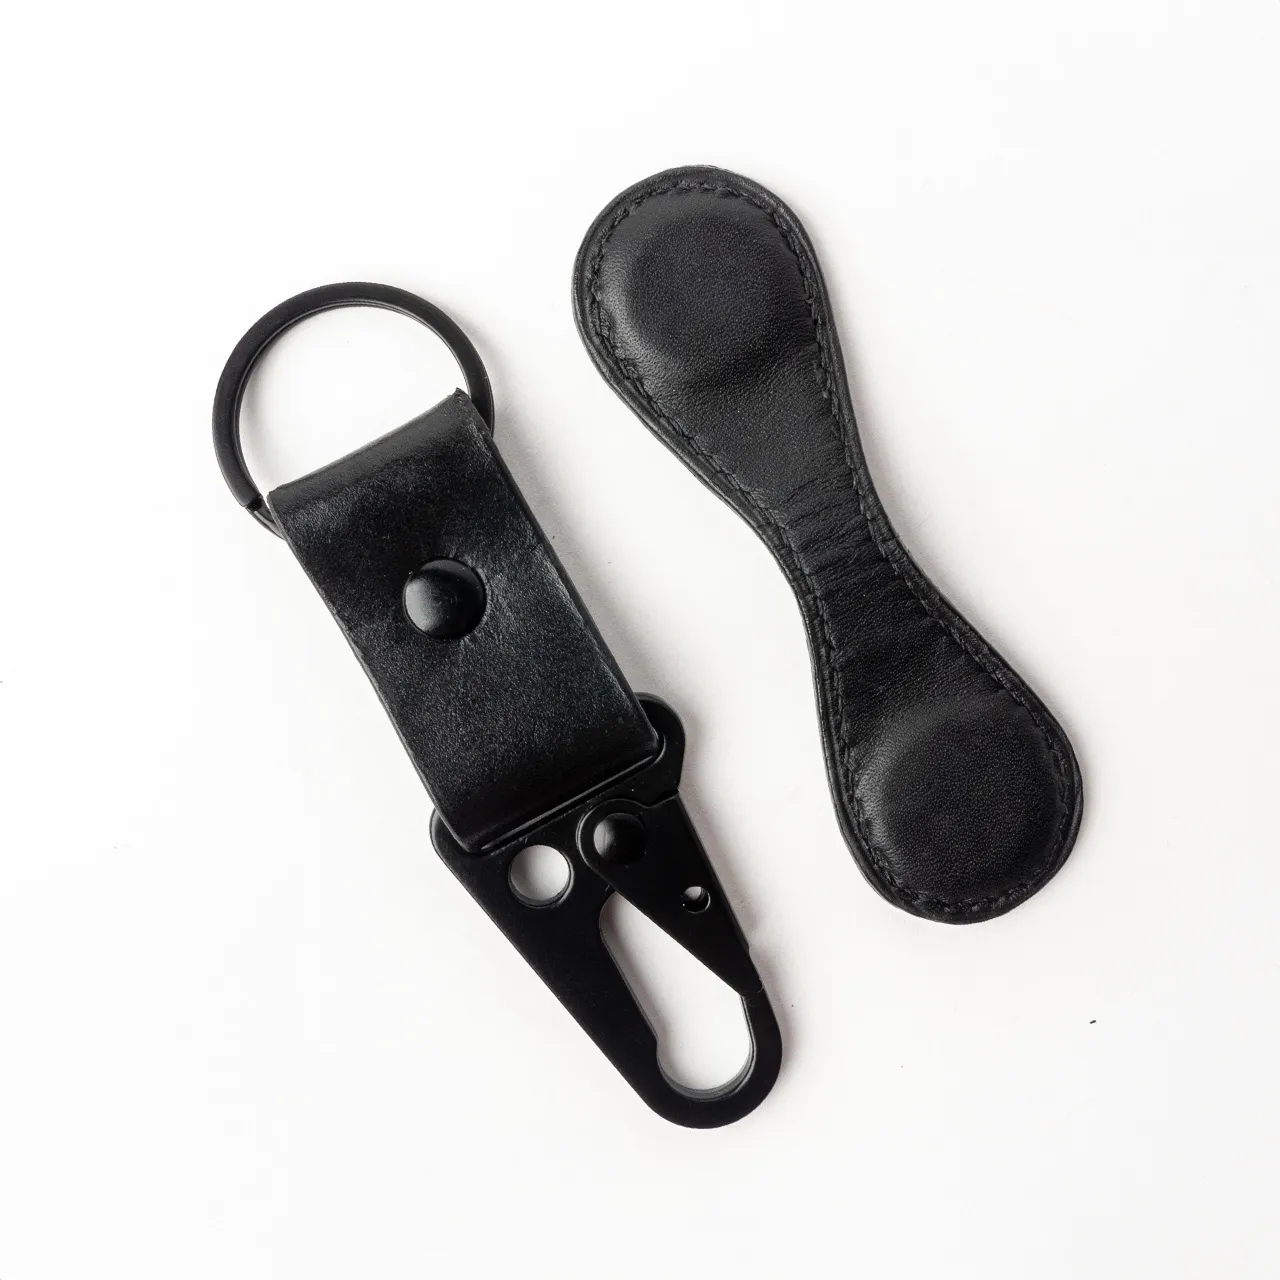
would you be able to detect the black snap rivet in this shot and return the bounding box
[403,560,486,639]
[592,812,647,864]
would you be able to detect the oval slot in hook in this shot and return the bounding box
[600,894,751,1092]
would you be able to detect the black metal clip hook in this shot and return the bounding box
[212,284,781,1126]
[432,696,781,1128]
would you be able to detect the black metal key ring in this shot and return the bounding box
[213,281,495,536]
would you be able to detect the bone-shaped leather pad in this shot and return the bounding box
[573,166,1082,923]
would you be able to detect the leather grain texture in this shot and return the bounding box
[573,165,1083,923]
[268,390,659,853]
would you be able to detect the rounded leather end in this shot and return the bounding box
[588,180,816,392]
[853,691,1071,922]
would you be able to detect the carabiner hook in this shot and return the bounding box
[430,697,783,1128]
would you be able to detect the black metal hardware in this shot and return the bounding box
[432,696,781,1128]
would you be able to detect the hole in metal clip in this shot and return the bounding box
[600,896,749,1091]
[508,845,571,907]
[681,886,710,913]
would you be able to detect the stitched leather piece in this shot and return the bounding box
[573,166,1083,923]
[267,390,659,852]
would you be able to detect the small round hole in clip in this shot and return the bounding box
[508,845,572,907]
[681,886,710,913]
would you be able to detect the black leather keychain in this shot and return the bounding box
[574,167,1084,924]
[212,283,781,1126]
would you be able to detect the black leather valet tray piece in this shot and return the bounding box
[574,167,1083,924]
[212,283,781,1127]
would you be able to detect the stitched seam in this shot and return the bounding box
[769,187,1075,912]
[584,177,1071,915]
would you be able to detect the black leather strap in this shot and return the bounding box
[573,166,1083,923]
[268,390,659,852]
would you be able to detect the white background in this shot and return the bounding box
[3,2,1279,1276]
